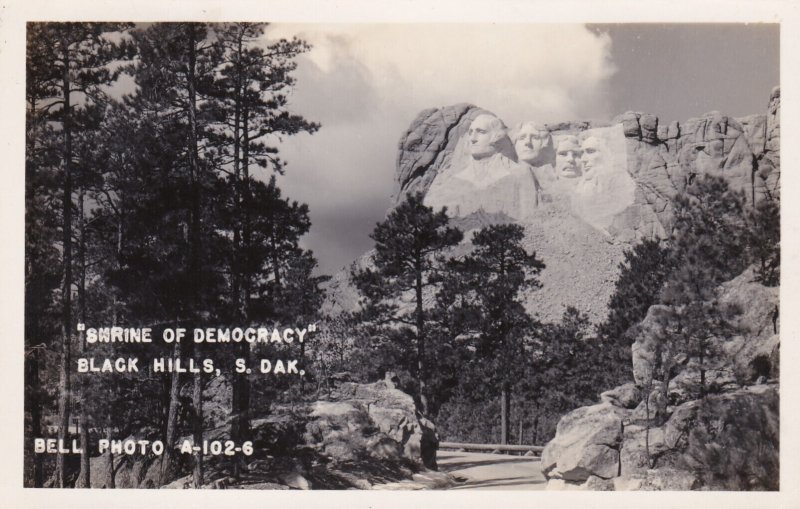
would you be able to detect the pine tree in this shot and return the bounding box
[26,22,132,487]
[597,238,673,385]
[448,224,544,444]
[205,25,319,462]
[642,174,748,404]
[125,22,226,487]
[352,192,462,414]
[527,308,597,443]
[744,197,780,286]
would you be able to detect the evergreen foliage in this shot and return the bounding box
[352,192,463,414]
[24,22,324,488]
[596,238,672,386]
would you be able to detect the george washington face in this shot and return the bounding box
[468,114,505,160]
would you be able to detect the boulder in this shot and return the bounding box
[545,386,778,490]
[718,266,780,381]
[545,478,584,490]
[541,403,626,482]
[619,424,671,474]
[582,475,615,491]
[669,385,779,490]
[632,266,779,392]
[613,468,699,491]
[600,383,642,409]
[310,373,439,469]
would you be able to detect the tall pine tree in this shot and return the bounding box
[353,192,462,415]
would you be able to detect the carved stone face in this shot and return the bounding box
[555,136,582,178]
[514,123,551,165]
[580,136,606,177]
[468,114,503,160]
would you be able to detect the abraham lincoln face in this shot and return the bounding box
[580,135,606,179]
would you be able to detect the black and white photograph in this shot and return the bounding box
[3,1,799,506]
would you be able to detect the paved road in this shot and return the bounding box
[437,450,547,490]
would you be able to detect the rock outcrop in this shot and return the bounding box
[541,382,779,491]
[83,374,440,489]
[396,88,780,235]
[541,266,780,490]
[306,373,439,469]
[325,88,780,325]
[541,403,625,482]
[632,266,780,397]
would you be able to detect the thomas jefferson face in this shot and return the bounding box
[514,123,551,165]
[468,114,503,159]
[580,136,605,178]
[555,136,582,178]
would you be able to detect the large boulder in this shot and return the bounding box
[307,373,439,469]
[632,266,780,391]
[718,266,780,381]
[600,383,642,409]
[541,403,626,482]
[543,385,779,491]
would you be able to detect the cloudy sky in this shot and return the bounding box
[262,23,778,275]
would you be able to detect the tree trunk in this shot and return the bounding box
[26,348,44,487]
[232,95,255,480]
[160,339,181,486]
[77,189,90,488]
[229,30,250,479]
[192,366,204,488]
[186,25,204,488]
[658,364,672,425]
[644,383,652,468]
[25,94,44,488]
[106,428,115,489]
[414,260,428,415]
[56,42,73,489]
[500,383,510,445]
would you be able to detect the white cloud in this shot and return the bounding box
[270,24,615,123]
[261,24,616,273]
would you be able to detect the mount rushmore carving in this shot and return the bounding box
[324,88,779,324]
[422,112,641,236]
[398,88,779,244]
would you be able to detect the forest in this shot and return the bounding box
[25,22,780,489]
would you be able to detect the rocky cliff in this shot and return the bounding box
[325,87,780,325]
[540,267,780,491]
[396,87,779,225]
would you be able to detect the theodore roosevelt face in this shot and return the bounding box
[555,136,582,178]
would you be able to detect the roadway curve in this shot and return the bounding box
[437,450,547,490]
